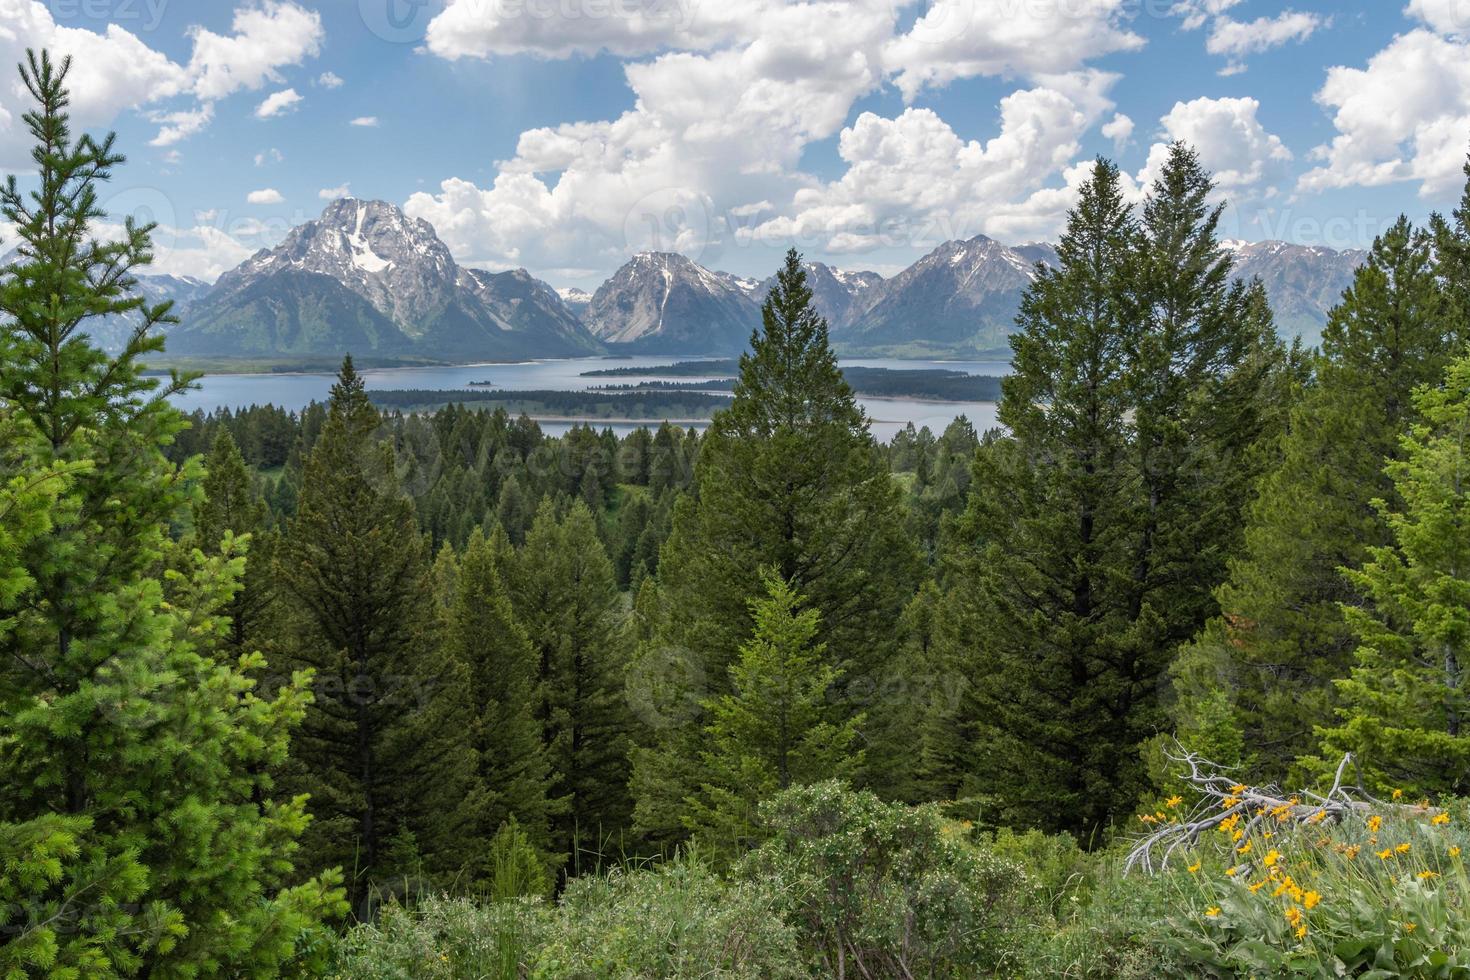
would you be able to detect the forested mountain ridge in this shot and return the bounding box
[9,47,1470,980]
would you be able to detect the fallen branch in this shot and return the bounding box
[1125,747,1437,875]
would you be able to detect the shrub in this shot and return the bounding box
[739,781,1035,978]
[534,852,804,978]
[1149,798,1470,978]
[327,853,802,978]
[326,896,546,980]
[488,818,553,901]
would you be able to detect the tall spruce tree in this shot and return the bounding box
[449,527,561,872]
[933,151,1286,836]
[633,249,917,842]
[1311,355,1470,795]
[1173,214,1460,781]
[684,570,862,858]
[194,428,273,658]
[931,159,1143,834]
[276,356,478,906]
[509,498,633,869]
[0,50,342,975]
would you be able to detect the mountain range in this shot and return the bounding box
[88,199,1363,360]
[166,199,599,360]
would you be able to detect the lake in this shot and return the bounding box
[168,355,1006,442]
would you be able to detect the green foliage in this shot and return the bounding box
[509,498,634,868]
[934,151,1288,836]
[328,854,803,979]
[637,249,917,842]
[193,428,275,658]
[1312,355,1470,795]
[1142,795,1470,979]
[684,571,862,857]
[1176,215,1462,782]
[740,781,1035,978]
[487,818,553,901]
[449,529,560,873]
[276,356,478,905]
[0,49,343,976]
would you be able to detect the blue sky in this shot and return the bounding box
[4,0,1466,289]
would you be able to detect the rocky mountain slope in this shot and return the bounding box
[1224,240,1364,346]
[838,236,1045,356]
[60,199,1367,361]
[582,252,763,354]
[168,199,601,360]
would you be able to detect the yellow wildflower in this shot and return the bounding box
[1451,846,1462,858]
[1237,840,1253,855]
[1230,784,1248,794]
[1249,879,1266,893]
[1263,849,1281,868]
[1367,815,1383,833]
[1403,922,1417,933]
[1392,788,1404,800]
[1377,848,1394,860]
[1396,842,1411,854]
[1432,813,1451,826]
[1303,890,1321,910]
[1308,810,1327,824]
[1166,795,1183,808]
[1343,845,1360,860]
[1296,924,1308,940]
[1418,870,1439,881]
[1187,862,1201,874]
[1225,866,1239,877]
[1205,906,1221,918]
[1284,907,1303,927]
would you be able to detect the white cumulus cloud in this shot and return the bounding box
[883,0,1144,100]
[1300,27,1470,198]
[254,88,302,119]
[187,1,324,101]
[1139,96,1292,194]
[246,188,284,204]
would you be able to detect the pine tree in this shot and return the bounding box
[509,498,633,869]
[1119,142,1287,662]
[1173,215,1460,781]
[635,249,917,841]
[194,428,273,657]
[933,159,1142,834]
[1310,355,1470,796]
[276,356,478,906]
[449,527,560,871]
[0,50,342,975]
[684,570,862,857]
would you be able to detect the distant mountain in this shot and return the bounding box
[95,273,211,353]
[557,286,593,319]
[87,199,1366,363]
[758,261,884,334]
[1223,240,1364,346]
[169,199,601,360]
[839,236,1040,357]
[582,252,763,354]
[0,247,210,353]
